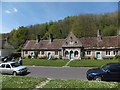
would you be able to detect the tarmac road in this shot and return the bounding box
[27,66,91,80]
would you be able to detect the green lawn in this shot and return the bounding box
[2,75,119,89]
[23,59,68,67]
[44,79,119,88]
[2,75,47,88]
[22,59,119,67]
[68,59,120,67]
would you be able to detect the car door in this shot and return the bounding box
[4,64,13,74]
[109,65,120,81]
[106,64,120,81]
[0,64,6,74]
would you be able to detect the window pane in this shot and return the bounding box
[6,64,11,68]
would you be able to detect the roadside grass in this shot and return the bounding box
[23,59,68,67]
[2,75,119,89]
[2,75,47,88]
[68,59,119,67]
[23,59,119,67]
[42,79,119,88]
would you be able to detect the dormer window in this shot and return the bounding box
[70,41,74,44]
[70,36,72,39]
[75,41,77,44]
[66,42,68,45]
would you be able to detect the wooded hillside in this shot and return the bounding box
[1,11,119,51]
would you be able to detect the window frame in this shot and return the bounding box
[106,51,111,56]
[55,51,58,55]
[86,51,91,55]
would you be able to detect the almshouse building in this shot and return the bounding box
[22,30,120,60]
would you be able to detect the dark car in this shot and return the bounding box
[87,63,120,82]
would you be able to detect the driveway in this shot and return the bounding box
[27,66,91,80]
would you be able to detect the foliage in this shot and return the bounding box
[114,55,120,59]
[1,12,118,51]
[9,52,21,59]
[8,26,28,51]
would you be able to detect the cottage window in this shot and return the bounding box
[65,51,69,57]
[113,51,118,55]
[70,41,74,44]
[87,51,91,55]
[106,51,110,55]
[25,51,28,54]
[74,51,78,57]
[70,36,72,39]
[55,51,58,55]
[66,42,68,45]
[41,51,44,55]
[75,41,77,44]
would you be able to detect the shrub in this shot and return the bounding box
[59,55,62,59]
[114,55,120,59]
[82,56,91,60]
[9,52,21,59]
[28,55,31,59]
[38,56,47,59]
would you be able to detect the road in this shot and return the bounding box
[27,66,91,80]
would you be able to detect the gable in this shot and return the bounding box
[62,32,82,47]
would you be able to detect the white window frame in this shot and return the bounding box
[106,51,111,56]
[86,51,91,56]
[113,51,118,55]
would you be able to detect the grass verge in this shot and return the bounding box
[23,59,68,67]
[2,75,119,89]
[43,79,119,88]
[23,59,119,67]
[2,75,47,88]
[68,59,119,67]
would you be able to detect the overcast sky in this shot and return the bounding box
[1,1,119,33]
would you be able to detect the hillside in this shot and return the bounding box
[1,11,119,51]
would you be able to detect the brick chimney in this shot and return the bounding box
[49,34,53,43]
[97,29,102,41]
[36,34,41,43]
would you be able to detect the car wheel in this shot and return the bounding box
[94,76,102,81]
[13,71,17,76]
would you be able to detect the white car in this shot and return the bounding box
[0,62,28,75]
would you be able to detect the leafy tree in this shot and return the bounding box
[1,11,118,51]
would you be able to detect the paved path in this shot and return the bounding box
[27,66,91,80]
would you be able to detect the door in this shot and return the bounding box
[96,52,102,59]
[48,53,52,60]
[70,51,74,60]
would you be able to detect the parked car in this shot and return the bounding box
[0,62,28,75]
[86,63,120,82]
[1,56,12,62]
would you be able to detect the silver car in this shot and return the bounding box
[0,62,28,75]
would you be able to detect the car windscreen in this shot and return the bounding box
[11,63,20,67]
[101,65,110,72]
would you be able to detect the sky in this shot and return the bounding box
[1,1,119,33]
